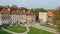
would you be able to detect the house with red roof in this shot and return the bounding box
[18,10,27,24]
[47,10,54,24]
[1,8,11,24]
[10,10,19,25]
[0,8,36,26]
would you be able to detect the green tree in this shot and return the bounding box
[52,7,60,34]
[0,6,5,11]
[18,7,29,11]
[30,8,47,21]
[10,5,18,11]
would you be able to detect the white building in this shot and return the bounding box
[1,8,11,24]
[39,12,48,23]
[0,8,36,26]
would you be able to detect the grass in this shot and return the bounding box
[40,24,56,29]
[5,26,27,33]
[28,27,54,34]
[0,28,11,34]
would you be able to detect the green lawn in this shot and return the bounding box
[28,27,54,34]
[40,24,56,29]
[5,26,27,33]
[0,28,11,34]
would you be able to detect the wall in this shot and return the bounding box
[39,12,48,23]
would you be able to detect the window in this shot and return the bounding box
[48,16,51,18]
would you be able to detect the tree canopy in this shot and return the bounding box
[0,6,5,11]
[51,7,60,33]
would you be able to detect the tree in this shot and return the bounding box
[30,8,47,21]
[18,7,29,11]
[0,6,5,11]
[10,5,18,11]
[52,7,60,34]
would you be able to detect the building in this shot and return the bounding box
[18,10,27,24]
[0,8,36,26]
[47,10,54,23]
[39,12,48,24]
[32,14,36,23]
[1,8,11,24]
[26,11,32,23]
[26,11,36,24]
[10,10,18,25]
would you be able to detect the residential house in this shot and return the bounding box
[26,11,32,23]
[10,10,18,25]
[47,10,54,24]
[18,10,26,24]
[1,8,11,24]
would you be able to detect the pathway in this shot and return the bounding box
[31,23,57,33]
[1,23,57,34]
[1,25,29,34]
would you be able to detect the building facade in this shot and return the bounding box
[47,10,54,24]
[39,12,48,24]
[1,8,11,24]
[19,10,27,24]
[0,8,36,26]
[11,10,18,24]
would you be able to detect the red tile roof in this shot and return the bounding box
[18,10,26,15]
[0,9,35,16]
[48,10,54,16]
[1,9,10,14]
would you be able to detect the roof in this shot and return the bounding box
[18,10,26,15]
[1,9,10,14]
[0,8,35,16]
[48,10,54,16]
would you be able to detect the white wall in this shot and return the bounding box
[39,12,48,22]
